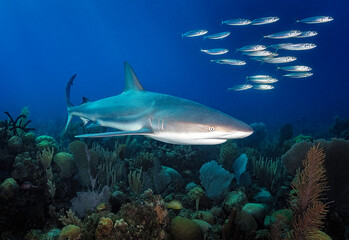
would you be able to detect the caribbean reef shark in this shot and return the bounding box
[65,62,253,145]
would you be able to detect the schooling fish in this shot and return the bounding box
[297,16,334,24]
[283,72,313,78]
[279,43,317,51]
[247,75,273,79]
[264,56,297,64]
[264,30,302,39]
[268,43,293,50]
[243,50,278,57]
[211,59,246,65]
[228,84,253,91]
[237,45,266,52]
[278,65,312,72]
[250,78,278,84]
[253,84,274,90]
[250,56,272,62]
[295,31,318,38]
[201,48,229,55]
[182,29,208,38]
[251,16,279,25]
[204,31,231,40]
[222,18,252,26]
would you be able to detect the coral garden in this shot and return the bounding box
[0,110,349,240]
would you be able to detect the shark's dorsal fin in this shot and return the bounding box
[124,61,144,92]
[82,97,90,104]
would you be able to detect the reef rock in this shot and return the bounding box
[95,217,113,239]
[59,225,82,240]
[8,136,23,153]
[242,203,267,224]
[223,190,247,212]
[54,152,76,178]
[170,216,203,240]
[0,178,19,200]
[36,135,57,151]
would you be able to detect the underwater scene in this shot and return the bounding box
[1,0,349,239]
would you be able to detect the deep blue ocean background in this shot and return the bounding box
[1,0,348,136]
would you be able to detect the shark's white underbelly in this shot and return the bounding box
[98,120,144,132]
[149,132,227,145]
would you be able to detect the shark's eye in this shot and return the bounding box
[208,126,215,132]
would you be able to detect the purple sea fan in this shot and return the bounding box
[71,186,110,218]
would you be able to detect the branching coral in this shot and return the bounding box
[252,157,288,194]
[289,145,328,239]
[269,145,329,240]
[128,168,143,195]
[37,147,54,171]
[2,111,35,136]
[187,186,205,211]
[59,209,83,228]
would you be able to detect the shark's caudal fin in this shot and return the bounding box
[65,74,76,132]
[124,62,144,92]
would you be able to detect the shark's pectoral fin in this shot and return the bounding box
[75,128,153,138]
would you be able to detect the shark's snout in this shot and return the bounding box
[227,123,254,139]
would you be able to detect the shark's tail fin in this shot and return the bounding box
[65,74,76,132]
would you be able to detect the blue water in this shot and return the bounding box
[1,0,348,134]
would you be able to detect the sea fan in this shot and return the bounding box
[289,145,328,240]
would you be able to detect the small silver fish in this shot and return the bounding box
[253,84,274,90]
[264,56,297,64]
[182,29,208,38]
[297,16,333,24]
[250,56,272,62]
[204,32,231,40]
[222,18,252,26]
[280,43,317,51]
[247,75,273,79]
[283,72,313,78]
[250,78,278,84]
[268,43,293,50]
[211,59,246,65]
[201,48,229,55]
[251,16,279,25]
[237,45,266,52]
[243,50,278,57]
[264,30,302,39]
[278,65,312,72]
[295,31,318,38]
[228,84,253,91]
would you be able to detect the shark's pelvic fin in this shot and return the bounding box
[64,114,73,132]
[124,61,144,92]
[75,128,153,138]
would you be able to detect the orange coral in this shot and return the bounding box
[95,217,113,239]
[289,145,329,240]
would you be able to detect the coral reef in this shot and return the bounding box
[1,114,347,240]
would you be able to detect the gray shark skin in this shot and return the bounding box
[65,62,253,145]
